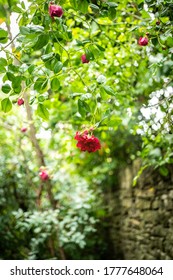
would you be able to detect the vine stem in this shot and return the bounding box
[52,27,88,87]
[1,33,19,50]
[4,4,66,260]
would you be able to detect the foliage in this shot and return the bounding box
[0,0,173,259]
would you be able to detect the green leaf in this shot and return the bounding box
[141,10,150,19]
[78,100,85,117]
[85,48,94,60]
[167,36,173,47]
[20,26,31,35]
[29,25,44,33]
[70,0,78,10]
[0,4,6,19]
[38,96,46,102]
[96,44,105,51]
[76,39,84,46]
[50,78,60,91]
[159,166,169,177]
[80,0,88,13]
[12,76,22,93]
[45,43,53,54]
[107,2,118,7]
[0,58,7,67]
[21,1,25,9]
[88,45,100,58]
[89,4,100,13]
[102,85,116,96]
[37,103,49,120]
[34,77,48,92]
[0,28,8,43]
[6,72,15,82]
[108,7,116,20]
[67,30,72,40]
[33,34,49,50]
[41,52,54,62]
[137,0,144,4]
[54,61,63,74]
[133,165,149,187]
[11,5,23,13]
[1,98,12,113]
[78,99,90,117]
[28,65,35,74]
[2,84,11,94]
[149,148,161,158]
[0,65,6,74]
[13,84,22,94]
[82,39,91,44]
[151,38,158,46]
[63,59,69,67]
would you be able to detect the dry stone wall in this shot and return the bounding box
[109,160,173,260]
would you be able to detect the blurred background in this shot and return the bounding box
[0,0,173,259]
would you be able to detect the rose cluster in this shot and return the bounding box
[74,130,101,153]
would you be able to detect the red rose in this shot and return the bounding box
[17,98,24,106]
[39,170,49,181]
[74,130,101,153]
[49,4,63,19]
[81,54,89,64]
[138,37,149,46]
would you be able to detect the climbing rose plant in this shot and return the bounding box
[0,0,173,261]
[0,0,172,165]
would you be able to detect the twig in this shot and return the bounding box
[2,33,19,50]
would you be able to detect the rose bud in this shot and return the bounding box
[81,54,89,64]
[17,98,24,106]
[39,170,49,181]
[49,4,63,19]
[21,127,27,132]
[138,37,149,46]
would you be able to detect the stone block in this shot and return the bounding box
[161,194,168,200]
[151,225,168,237]
[135,188,155,199]
[141,210,158,223]
[163,199,173,210]
[135,199,151,210]
[121,198,132,208]
[151,199,161,209]
[168,190,173,199]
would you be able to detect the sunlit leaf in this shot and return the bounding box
[1,98,12,112]
[36,103,49,120]
[2,84,11,94]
